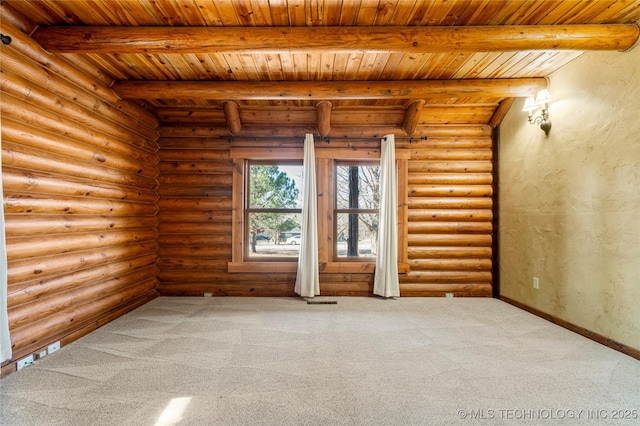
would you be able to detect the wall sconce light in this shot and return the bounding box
[523,89,552,136]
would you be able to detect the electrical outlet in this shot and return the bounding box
[17,355,34,370]
[533,277,540,289]
[37,350,47,359]
[48,341,60,354]
[204,292,213,297]
[445,293,454,298]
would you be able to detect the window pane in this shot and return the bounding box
[247,212,301,259]
[336,213,378,258]
[336,165,380,210]
[249,164,303,209]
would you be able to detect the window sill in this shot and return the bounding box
[228,262,409,274]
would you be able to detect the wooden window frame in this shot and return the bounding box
[227,146,409,274]
[244,159,303,262]
[316,148,409,273]
[333,160,380,262]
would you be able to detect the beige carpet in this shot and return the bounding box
[1,297,638,425]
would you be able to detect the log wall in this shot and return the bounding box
[156,126,493,297]
[0,16,160,367]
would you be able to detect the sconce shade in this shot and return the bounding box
[535,89,552,105]
[524,89,552,135]
[522,96,537,112]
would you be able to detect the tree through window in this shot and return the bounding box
[335,162,380,259]
[246,161,303,259]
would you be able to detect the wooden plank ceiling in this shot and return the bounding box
[5,0,640,133]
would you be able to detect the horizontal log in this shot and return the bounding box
[157,185,231,198]
[158,170,232,189]
[3,192,158,218]
[158,162,233,175]
[9,268,157,329]
[408,209,493,222]
[408,197,493,209]
[409,148,493,161]
[6,228,158,261]
[396,137,492,150]
[398,283,492,296]
[158,138,231,149]
[2,168,158,203]
[9,279,157,352]
[413,126,492,138]
[408,234,492,247]
[112,78,546,100]
[2,142,158,190]
[408,160,492,173]
[158,125,461,139]
[8,243,158,284]
[0,16,158,128]
[317,273,373,283]
[400,271,492,283]
[408,173,493,185]
[153,120,491,143]
[157,210,231,223]
[408,259,492,271]
[4,215,158,237]
[156,245,231,259]
[156,108,225,120]
[319,282,372,296]
[408,221,493,234]
[157,234,229,246]
[331,109,404,126]
[418,110,495,125]
[0,115,158,177]
[0,90,157,155]
[157,197,232,211]
[8,256,158,307]
[158,271,296,284]
[159,107,487,127]
[408,185,493,197]
[156,258,228,272]
[35,25,640,54]
[0,2,33,34]
[0,55,157,140]
[407,246,493,259]
[157,282,295,297]
[158,149,230,161]
[1,115,158,168]
[157,116,226,126]
[157,222,230,235]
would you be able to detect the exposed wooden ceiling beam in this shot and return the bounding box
[222,101,241,135]
[33,25,639,54]
[112,79,547,101]
[403,100,426,136]
[316,102,332,137]
[489,98,517,128]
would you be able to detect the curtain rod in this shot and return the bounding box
[219,135,427,143]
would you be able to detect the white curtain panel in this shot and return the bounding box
[373,134,400,298]
[294,134,320,298]
[0,133,11,363]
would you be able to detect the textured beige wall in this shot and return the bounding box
[499,45,640,350]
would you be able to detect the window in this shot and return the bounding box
[228,145,409,274]
[246,161,303,260]
[335,163,379,259]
